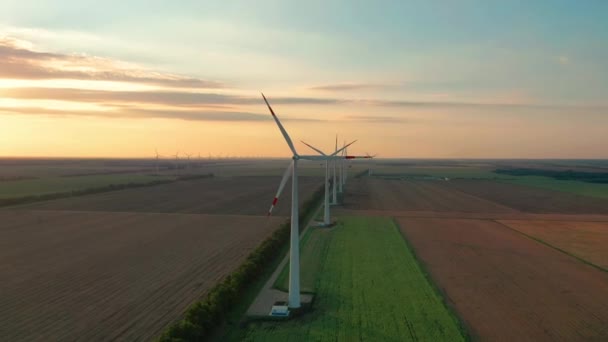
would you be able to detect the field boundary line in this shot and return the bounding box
[494,220,608,274]
[391,217,472,341]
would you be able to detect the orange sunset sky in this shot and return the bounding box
[1,1,607,158]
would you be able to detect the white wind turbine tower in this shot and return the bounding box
[184,153,192,170]
[301,140,356,227]
[338,141,345,193]
[154,149,162,176]
[263,93,351,309]
[172,152,180,173]
[331,135,338,205]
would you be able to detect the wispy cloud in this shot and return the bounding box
[345,115,418,123]
[309,83,391,92]
[0,37,223,88]
[0,87,343,107]
[0,105,322,122]
[3,86,604,113]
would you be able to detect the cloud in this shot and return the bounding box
[309,83,389,92]
[4,86,606,113]
[0,87,342,107]
[345,115,417,123]
[4,86,605,112]
[0,37,223,88]
[0,104,322,122]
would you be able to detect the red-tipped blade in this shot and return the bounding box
[268,161,294,216]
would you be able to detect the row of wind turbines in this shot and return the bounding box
[262,93,373,309]
[153,151,208,174]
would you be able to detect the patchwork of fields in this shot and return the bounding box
[4,158,608,341]
[335,175,608,341]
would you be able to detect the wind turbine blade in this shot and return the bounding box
[335,134,338,152]
[331,139,357,156]
[300,141,326,156]
[268,161,294,216]
[262,93,298,156]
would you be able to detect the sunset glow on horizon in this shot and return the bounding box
[1,1,607,158]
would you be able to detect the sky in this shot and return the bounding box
[1,0,607,158]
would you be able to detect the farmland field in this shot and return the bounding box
[398,217,608,341]
[343,177,608,214]
[334,172,608,341]
[369,161,608,199]
[16,176,323,217]
[343,178,517,213]
[0,174,173,199]
[0,210,284,341]
[234,216,465,341]
[504,175,608,199]
[498,219,608,270]
[444,179,608,213]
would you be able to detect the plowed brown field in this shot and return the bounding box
[398,217,608,341]
[445,179,608,214]
[16,176,322,217]
[343,178,517,213]
[498,220,608,270]
[0,210,284,341]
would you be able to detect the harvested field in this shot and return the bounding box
[343,178,517,213]
[498,220,608,270]
[0,210,284,341]
[445,179,608,214]
[16,176,323,217]
[398,217,608,341]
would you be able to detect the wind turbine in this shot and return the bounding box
[263,93,351,309]
[154,149,162,176]
[183,153,191,170]
[172,152,180,173]
[338,140,346,193]
[332,135,338,205]
[301,140,355,227]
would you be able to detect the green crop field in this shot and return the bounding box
[0,174,173,199]
[233,216,465,341]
